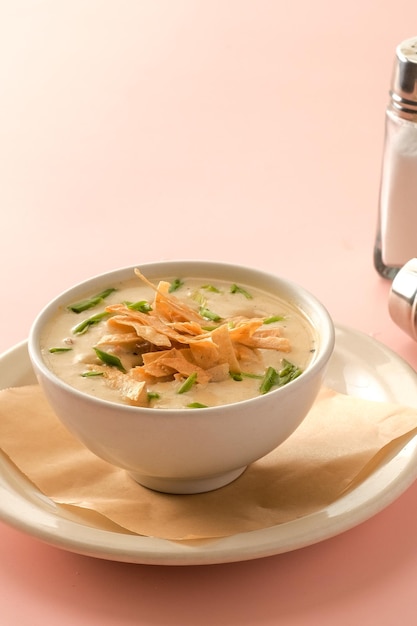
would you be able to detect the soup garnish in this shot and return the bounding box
[42,269,315,409]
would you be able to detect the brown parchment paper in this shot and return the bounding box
[1,384,417,541]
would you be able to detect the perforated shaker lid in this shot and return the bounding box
[389,258,417,340]
[391,36,417,116]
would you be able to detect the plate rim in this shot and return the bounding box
[1,327,417,565]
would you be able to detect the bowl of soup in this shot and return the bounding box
[28,260,335,494]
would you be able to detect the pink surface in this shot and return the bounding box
[1,1,417,624]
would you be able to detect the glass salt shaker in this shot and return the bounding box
[389,258,417,340]
[374,36,417,279]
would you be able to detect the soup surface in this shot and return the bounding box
[41,271,317,409]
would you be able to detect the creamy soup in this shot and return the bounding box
[41,271,317,409]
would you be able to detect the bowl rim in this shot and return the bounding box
[28,259,335,415]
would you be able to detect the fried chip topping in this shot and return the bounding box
[76,269,298,407]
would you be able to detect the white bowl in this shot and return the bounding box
[28,260,335,494]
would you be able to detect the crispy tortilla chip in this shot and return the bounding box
[189,339,220,370]
[140,361,176,379]
[211,324,241,373]
[233,343,262,365]
[134,270,202,324]
[140,348,211,383]
[106,305,204,347]
[230,322,290,352]
[129,364,171,384]
[168,321,206,336]
[108,317,172,347]
[89,366,148,406]
[205,362,230,382]
[228,319,264,343]
[88,270,297,406]
[141,351,167,365]
[96,332,142,346]
[246,333,291,351]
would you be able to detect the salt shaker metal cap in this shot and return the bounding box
[389,258,417,339]
[390,37,417,119]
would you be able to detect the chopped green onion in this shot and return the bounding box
[187,402,208,409]
[201,284,221,293]
[277,359,303,386]
[259,360,303,394]
[48,347,73,353]
[231,370,264,382]
[279,362,293,377]
[242,371,264,379]
[199,307,221,322]
[177,372,198,394]
[147,391,160,401]
[230,284,253,299]
[230,371,265,382]
[168,278,184,293]
[73,311,109,335]
[81,371,104,377]
[263,315,285,324]
[259,366,278,394]
[93,347,126,372]
[127,300,152,313]
[67,288,116,313]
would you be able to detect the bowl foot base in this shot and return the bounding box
[128,466,247,494]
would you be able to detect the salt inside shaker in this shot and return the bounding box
[374,36,417,279]
[389,258,417,339]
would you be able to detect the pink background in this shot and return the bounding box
[1,1,417,624]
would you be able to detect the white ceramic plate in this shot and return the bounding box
[1,325,417,565]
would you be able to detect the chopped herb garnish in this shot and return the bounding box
[147,391,160,401]
[168,278,184,293]
[263,315,285,324]
[73,311,109,335]
[93,347,126,372]
[187,402,209,409]
[259,360,303,394]
[230,284,253,299]
[127,300,152,313]
[230,370,264,381]
[81,371,104,377]
[67,288,116,314]
[199,307,221,322]
[277,359,303,386]
[49,347,73,353]
[259,366,279,394]
[242,371,264,379]
[201,284,221,293]
[177,372,198,394]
